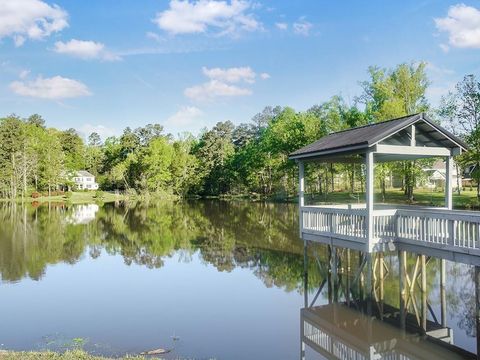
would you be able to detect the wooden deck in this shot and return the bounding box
[300,204,480,264]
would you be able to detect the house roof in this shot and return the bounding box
[76,170,95,177]
[289,113,468,161]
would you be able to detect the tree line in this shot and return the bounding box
[1,61,479,200]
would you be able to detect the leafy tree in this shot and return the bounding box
[194,121,235,195]
[39,129,64,196]
[143,136,174,193]
[59,128,85,171]
[439,74,480,197]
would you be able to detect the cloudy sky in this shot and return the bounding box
[0,0,479,139]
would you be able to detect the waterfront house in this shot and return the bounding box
[73,170,99,190]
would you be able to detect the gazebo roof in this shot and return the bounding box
[289,113,468,162]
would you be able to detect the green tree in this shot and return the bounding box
[194,121,236,195]
[39,129,64,196]
[439,74,480,197]
[143,136,174,193]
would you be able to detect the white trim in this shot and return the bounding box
[446,156,453,210]
[366,151,374,250]
[375,144,451,156]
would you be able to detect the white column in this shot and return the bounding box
[446,155,453,210]
[299,161,305,207]
[366,151,374,250]
[299,161,305,238]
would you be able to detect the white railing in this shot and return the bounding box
[396,209,480,251]
[301,206,367,243]
[301,205,480,253]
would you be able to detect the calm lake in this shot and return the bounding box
[0,200,478,359]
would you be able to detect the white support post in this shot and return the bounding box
[410,124,416,146]
[366,151,374,251]
[446,155,453,210]
[299,161,305,238]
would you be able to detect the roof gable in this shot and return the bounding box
[76,170,95,177]
[289,113,468,160]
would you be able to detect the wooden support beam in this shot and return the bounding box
[421,255,427,331]
[476,266,480,358]
[303,240,308,308]
[441,259,446,328]
[299,161,305,238]
[446,156,453,210]
[366,151,374,250]
[411,124,416,146]
[399,250,406,331]
[375,144,451,157]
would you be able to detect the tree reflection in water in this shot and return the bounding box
[0,200,478,355]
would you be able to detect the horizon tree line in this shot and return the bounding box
[1,62,480,200]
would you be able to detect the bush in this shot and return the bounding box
[126,188,137,198]
[31,192,41,199]
[64,191,73,198]
[94,190,105,199]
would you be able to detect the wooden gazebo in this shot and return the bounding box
[289,113,480,260]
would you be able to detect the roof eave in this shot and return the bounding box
[289,143,369,161]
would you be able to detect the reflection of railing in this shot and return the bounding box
[303,319,368,360]
[301,205,480,255]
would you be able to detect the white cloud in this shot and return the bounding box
[19,69,30,79]
[146,31,164,42]
[202,66,256,83]
[185,80,251,101]
[10,75,91,100]
[79,124,118,140]
[54,39,121,61]
[153,0,261,36]
[293,18,313,36]
[275,22,288,30]
[0,0,68,46]
[166,106,203,127]
[439,43,450,52]
[425,62,454,76]
[184,65,269,101]
[435,4,480,49]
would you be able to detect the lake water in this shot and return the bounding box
[0,200,478,359]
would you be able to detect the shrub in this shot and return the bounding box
[126,188,137,198]
[64,191,73,198]
[31,192,41,199]
[94,190,105,199]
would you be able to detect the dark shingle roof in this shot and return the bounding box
[289,113,468,160]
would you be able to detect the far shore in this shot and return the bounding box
[0,349,145,359]
[0,188,479,209]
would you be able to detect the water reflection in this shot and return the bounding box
[302,242,479,359]
[0,201,479,358]
[0,201,303,283]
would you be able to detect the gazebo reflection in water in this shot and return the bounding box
[300,242,479,360]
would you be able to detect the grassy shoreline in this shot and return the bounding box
[0,350,145,359]
[0,188,479,209]
[0,191,128,205]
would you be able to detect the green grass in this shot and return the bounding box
[0,350,146,359]
[307,188,480,210]
[2,191,127,205]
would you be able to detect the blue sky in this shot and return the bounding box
[1,0,479,139]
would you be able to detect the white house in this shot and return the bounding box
[423,159,459,190]
[73,170,99,190]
